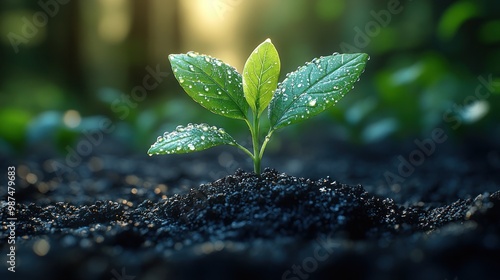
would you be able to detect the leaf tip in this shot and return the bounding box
[168,54,177,62]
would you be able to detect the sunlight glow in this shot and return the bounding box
[179,0,246,70]
[98,0,131,44]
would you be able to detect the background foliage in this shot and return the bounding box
[1,0,499,156]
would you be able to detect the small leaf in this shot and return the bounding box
[148,123,236,155]
[269,53,369,130]
[242,38,281,116]
[169,52,249,120]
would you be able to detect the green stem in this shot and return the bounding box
[259,129,274,160]
[233,142,254,160]
[251,113,261,174]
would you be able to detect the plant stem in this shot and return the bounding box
[234,142,254,160]
[251,114,261,174]
[259,129,274,160]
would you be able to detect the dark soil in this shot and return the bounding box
[1,135,500,280]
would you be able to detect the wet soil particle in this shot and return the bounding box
[2,168,499,280]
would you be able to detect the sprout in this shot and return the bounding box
[148,39,369,175]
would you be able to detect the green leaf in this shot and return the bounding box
[242,38,281,116]
[169,52,249,120]
[269,53,369,130]
[148,123,236,155]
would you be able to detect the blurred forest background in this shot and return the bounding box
[1,0,499,157]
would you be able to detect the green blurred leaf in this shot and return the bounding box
[148,123,236,155]
[438,1,479,41]
[269,53,368,130]
[0,109,32,150]
[315,0,345,21]
[169,52,249,120]
[479,20,500,44]
[243,38,281,116]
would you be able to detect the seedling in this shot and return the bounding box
[148,39,368,174]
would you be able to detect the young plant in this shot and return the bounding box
[148,39,368,174]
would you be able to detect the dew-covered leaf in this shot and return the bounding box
[268,53,369,130]
[242,38,280,116]
[169,53,249,120]
[148,123,236,155]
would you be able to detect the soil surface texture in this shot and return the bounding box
[1,136,499,280]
